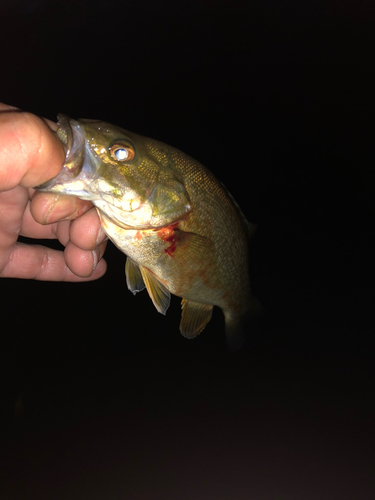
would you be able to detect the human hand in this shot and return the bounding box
[0,103,107,281]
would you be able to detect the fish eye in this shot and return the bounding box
[110,142,135,162]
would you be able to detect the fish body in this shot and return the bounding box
[37,115,258,348]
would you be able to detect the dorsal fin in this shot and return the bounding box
[220,181,257,239]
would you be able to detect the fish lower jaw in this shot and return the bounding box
[95,205,154,231]
[94,199,187,231]
[97,210,187,233]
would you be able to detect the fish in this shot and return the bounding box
[37,115,259,349]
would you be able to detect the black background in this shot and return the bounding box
[0,1,374,498]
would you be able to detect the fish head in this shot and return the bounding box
[37,115,191,228]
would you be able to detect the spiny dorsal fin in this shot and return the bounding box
[140,266,171,315]
[180,299,213,338]
[125,258,145,295]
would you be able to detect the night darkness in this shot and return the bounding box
[0,1,374,498]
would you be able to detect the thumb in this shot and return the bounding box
[0,105,65,190]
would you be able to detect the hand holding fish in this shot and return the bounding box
[0,104,107,281]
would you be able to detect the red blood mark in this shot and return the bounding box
[156,222,180,257]
[135,230,142,240]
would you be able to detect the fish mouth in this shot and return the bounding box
[35,115,152,224]
[36,114,89,192]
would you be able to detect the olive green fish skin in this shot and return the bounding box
[37,116,257,348]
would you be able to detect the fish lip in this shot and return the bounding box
[36,114,87,190]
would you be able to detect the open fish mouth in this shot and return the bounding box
[36,114,87,191]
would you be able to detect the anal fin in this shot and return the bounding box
[140,266,171,315]
[180,299,213,338]
[125,258,145,294]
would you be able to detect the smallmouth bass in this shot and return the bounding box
[37,115,259,349]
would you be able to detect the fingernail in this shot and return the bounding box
[45,198,76,223]
[92,250,99,271]
[96,227,107,246]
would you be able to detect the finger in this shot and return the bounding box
[30,191,93,225]
[0,242,107,281]
[20,200,59,239]
[56,220,71,247]
[22,202,107,252]
[69,207,107,251]
[0,110,65,190]
[64,240,107,278]
[0,186,29,274]
[0,186,29,240]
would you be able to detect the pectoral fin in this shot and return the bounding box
[140,266,171,315]
[168,231,214,267]
[125,258,145,294]
[180,299,213,338]
[178,232,213,261]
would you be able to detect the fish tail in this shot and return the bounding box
[224,314,246,351]
[224,296,263,351]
